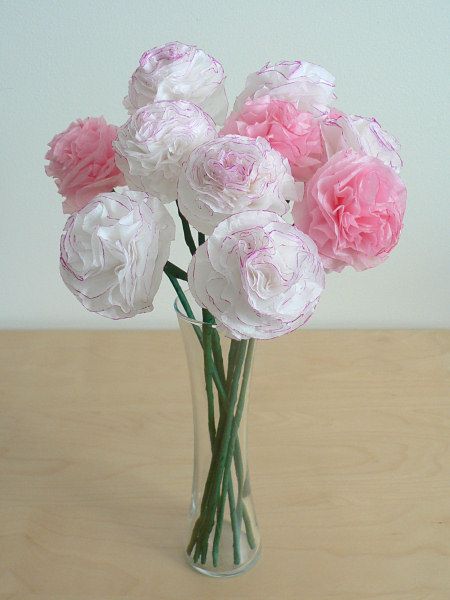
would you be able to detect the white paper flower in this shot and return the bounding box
[60,189,175,319]
[188,211,325,339]
[178,135,296,234]
[124,41,228,124]
[234,60,336,117]
[321,112,402,172]
[114,100,217,203]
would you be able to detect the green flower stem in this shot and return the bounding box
[166,273,227,404]
[212,339,255,566]
[208,337,241,565]
[188,341,248,561]
[234,452,255,548]
[234,439,245,529]
[165,271,195,320]
[164,261,187,281]
[223,342,244,564]
[226,339,238,386]
[222,339,256,553]
[195,341,241,565]
[167,274,255,563]
[167,276,223,394]
[211,328,226,386]
[187,395,228,556]
[199,336,243,565]
[208,339,248,567]
[198,323,255,560]
[164,230,240,563]
[202,319,216,448]
[176,201,197,255]
[224,476,241,566]
[202,311,242,564]
[187,339,233,558]
[242,500,256,548]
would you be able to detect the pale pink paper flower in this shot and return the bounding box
[124,41,228,124]
[178,135,296,234]
[60,190,175,319]
[234,60,335,117]
[321,110,403,172]
[45,117,125,214]
[114,100,217,203]
[221,96,326,182]
[293,149,407,272]
[188,211,325,340]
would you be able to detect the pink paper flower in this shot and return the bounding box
[221,96,326,182]
[45,117,125,214]
[293,149,407,272]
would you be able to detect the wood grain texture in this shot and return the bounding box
[0,330,449,600]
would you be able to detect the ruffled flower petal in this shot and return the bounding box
[222,96,327,182]
[234,60,336,117]
[321,111,403,173]
[178,135,296,234]
[114,100,217,203]
[124,41,228,125]
[188,211,325,339]
[45,117,125,213]
[293,149,407,272]
[60,189,175,318]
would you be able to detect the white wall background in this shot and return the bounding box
[1,0,449,330]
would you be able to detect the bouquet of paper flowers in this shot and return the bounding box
[46,41,406,576]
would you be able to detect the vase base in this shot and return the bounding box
[187,545,261,578]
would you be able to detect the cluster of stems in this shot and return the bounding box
[163,208,256,567]
[187,329,256,566]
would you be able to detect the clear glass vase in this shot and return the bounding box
[175,294,261,577]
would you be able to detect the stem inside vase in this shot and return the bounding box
[175,293,260,577]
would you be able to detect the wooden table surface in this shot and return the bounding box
[0,330,449,600]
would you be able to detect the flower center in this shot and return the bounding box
[207,152,254,189]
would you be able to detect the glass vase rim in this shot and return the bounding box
[173,292,221,329]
